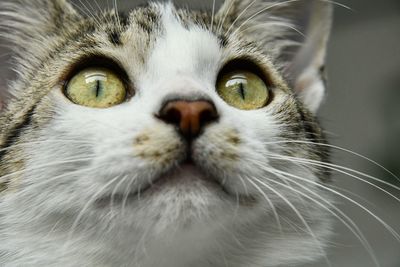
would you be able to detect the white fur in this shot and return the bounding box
[0,3,332,267]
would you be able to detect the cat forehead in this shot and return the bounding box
[141,4,222,83]
[112,4,270,87]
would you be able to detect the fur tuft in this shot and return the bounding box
[0,1,333,266]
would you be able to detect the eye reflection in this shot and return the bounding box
[216,70,270,110]
[85,72,107,84]
[64,67,127,108]
[225,75,247,87]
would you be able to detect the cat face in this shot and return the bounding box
[0,1,333,266]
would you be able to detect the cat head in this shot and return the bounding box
[0,1,333,266]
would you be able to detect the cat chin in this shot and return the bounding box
[68,203,331,267]
[96,160,258,211]
[94,166,258,231]
[138,163,223,194]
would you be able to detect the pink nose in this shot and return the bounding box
[158,100,218,139]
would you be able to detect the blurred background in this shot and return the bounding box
[0,0,399,266]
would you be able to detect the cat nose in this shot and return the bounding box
[158,100,219,139]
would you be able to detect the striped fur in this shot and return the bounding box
[0,1,333,266]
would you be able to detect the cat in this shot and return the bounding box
[0,0,335,266]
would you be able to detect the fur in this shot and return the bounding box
[0,1,333,266]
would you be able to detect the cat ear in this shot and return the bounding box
[217,0,333,113]
[0,0,79,56]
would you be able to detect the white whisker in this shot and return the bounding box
[121,174,138,216]
[15,165,101,196]
[245,176,283,233]
[216,0,235,34]
[268,167,400,242]
[225,0,258,35]
[62,174,122,253]
[269,154,400,202]
[113,0,122,32]
[247,175,331,266]
[241,21,305,38]
[72,1,102,29]
[0,139,92,154]
[109,174,129,217]
[210,0,216,32]
[0,156,95,184]
[263,139,399,181]
[257,166,380,267]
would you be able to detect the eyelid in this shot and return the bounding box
[215,59,275,109]
[216,70,271,110]
[61,55,134,97]
[64,67,130,109]
[216,59,272,88]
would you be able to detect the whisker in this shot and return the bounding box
[241,21,305,38]
[230,0,300,36]
[264,139,399,181]
[225,0,258,35]
[237,174,250,196]
[80,0,103,28]
[215,219,247,252]
[113,0,122,32]
[0,139,92,154]
[210,0,216,32]
[269,154,400,202]
[121,174,138,216]
[253,166,380,267]
[328,184,378,208]
[248,175,331,266]
[92,0,116,29]
[216,0,235,34]
[135,224,152,259]
[233,189,241,220]
[109,174,129,217]
[230,0,353,38]
[70,1,101,29]
[62,174,122,253]
[324,0,352,11]
[266,167,400,242]
[245,175,283,233]
[92,0,103,14]
[15,165,101,196]
[0,156,95,184]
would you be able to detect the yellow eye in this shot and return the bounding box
[65,68,127,108]
[216,70,270,110]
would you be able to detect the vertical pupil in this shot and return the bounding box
[95,80,101,98]
[238,83,245,100]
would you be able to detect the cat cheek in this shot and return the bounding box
[132,127,185,166]
[194,128,242,167]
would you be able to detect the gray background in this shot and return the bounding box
[0,1,399,266]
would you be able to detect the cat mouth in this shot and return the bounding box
[139,158,226,194]
[96,154,257,207]
[97,158,229,205]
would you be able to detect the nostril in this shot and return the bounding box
[157,99,219,139]
[162,106,182,126]
[199,108,218,127]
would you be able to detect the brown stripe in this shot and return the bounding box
[0,104,37,162]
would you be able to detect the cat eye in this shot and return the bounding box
[64,68,127,108]
[216,70,270,110]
